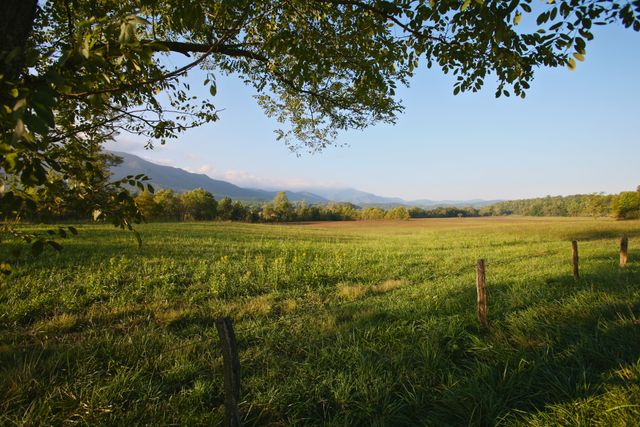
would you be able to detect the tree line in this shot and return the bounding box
[129,187,639,223]
[17,184,640,224]
[132,189,409,223]
[132,189,502,223]
[480,189,640,220]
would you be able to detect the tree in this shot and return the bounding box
[153,189,182,221]
[231,200,247,221]
[611,191,640,220]
[217,196,234,220]
[325,202,359,220]
[361,207,387,220]
[179,188,217,220]
[385,206,410,220]
[295,200,311,221]
[271,192,294,222]
[134,190,159,220]
[244,205,261,223]
[1,0,639,255]
[585,193,611,218]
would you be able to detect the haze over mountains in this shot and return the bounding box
[109,151,498,208]
[304,187,497,208]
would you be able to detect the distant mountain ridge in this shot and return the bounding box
[108,151,498,207]
[303,187,500,208]
[303,187,406,205]
[108,151,328,203]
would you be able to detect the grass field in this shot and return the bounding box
[1,217,640,426]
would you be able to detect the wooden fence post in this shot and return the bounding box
[572,240,579,280]
[476,259,489,329]
[216,317,242,427]
[620,235,629,268]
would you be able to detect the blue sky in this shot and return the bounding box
[107,23,640,201]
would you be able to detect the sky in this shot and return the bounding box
[106,23,640,202]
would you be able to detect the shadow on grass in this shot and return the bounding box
[289,264,640,426]
[1,262,640,426]
[559,227,640,242]
[0,307,226,425]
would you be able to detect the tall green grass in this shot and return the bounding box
[1,218,639,425]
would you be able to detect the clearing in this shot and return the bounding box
[1,217,640,425]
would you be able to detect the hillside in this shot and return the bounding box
[108,151,328,203]
[109,151,498,207]
[307,187,500,208]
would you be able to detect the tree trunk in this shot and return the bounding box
[0,0,38,81]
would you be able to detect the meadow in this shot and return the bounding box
[1,217,640,426]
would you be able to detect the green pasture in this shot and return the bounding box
[1,217,640,425]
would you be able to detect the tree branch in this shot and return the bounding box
[314,0,447,44]
[62,6,258,99]
[147,40,267,62]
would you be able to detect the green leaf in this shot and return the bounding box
[88,94,103,108]
[12,119,26,140]
[209,84,217,96]
[536,11,549,25]
[32,102,55,128]
[5,153,19,172]
[23,112,49,136]
[573,52,585,62]
[80,37,90,59]
[461,0,471,12]
[13,98,27,112]
[567,58,576,70]
[514,13,522,25]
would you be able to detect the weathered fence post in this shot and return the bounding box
[620,235,629,268]
[476,259,489,329]
[572,240,579,280]
[215,317,242,427]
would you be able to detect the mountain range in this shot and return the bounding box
[299,187,499,208]
[109,151,328,203]
[109,151,498,208]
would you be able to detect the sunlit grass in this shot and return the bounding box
[1,217,639,425]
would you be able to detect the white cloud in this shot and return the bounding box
[143,157,175,166]
[185,165,217,175]
[219,170,343,190]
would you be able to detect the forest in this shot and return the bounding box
[17,184,640,224]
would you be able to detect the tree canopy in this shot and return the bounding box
[1,0,639,256]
